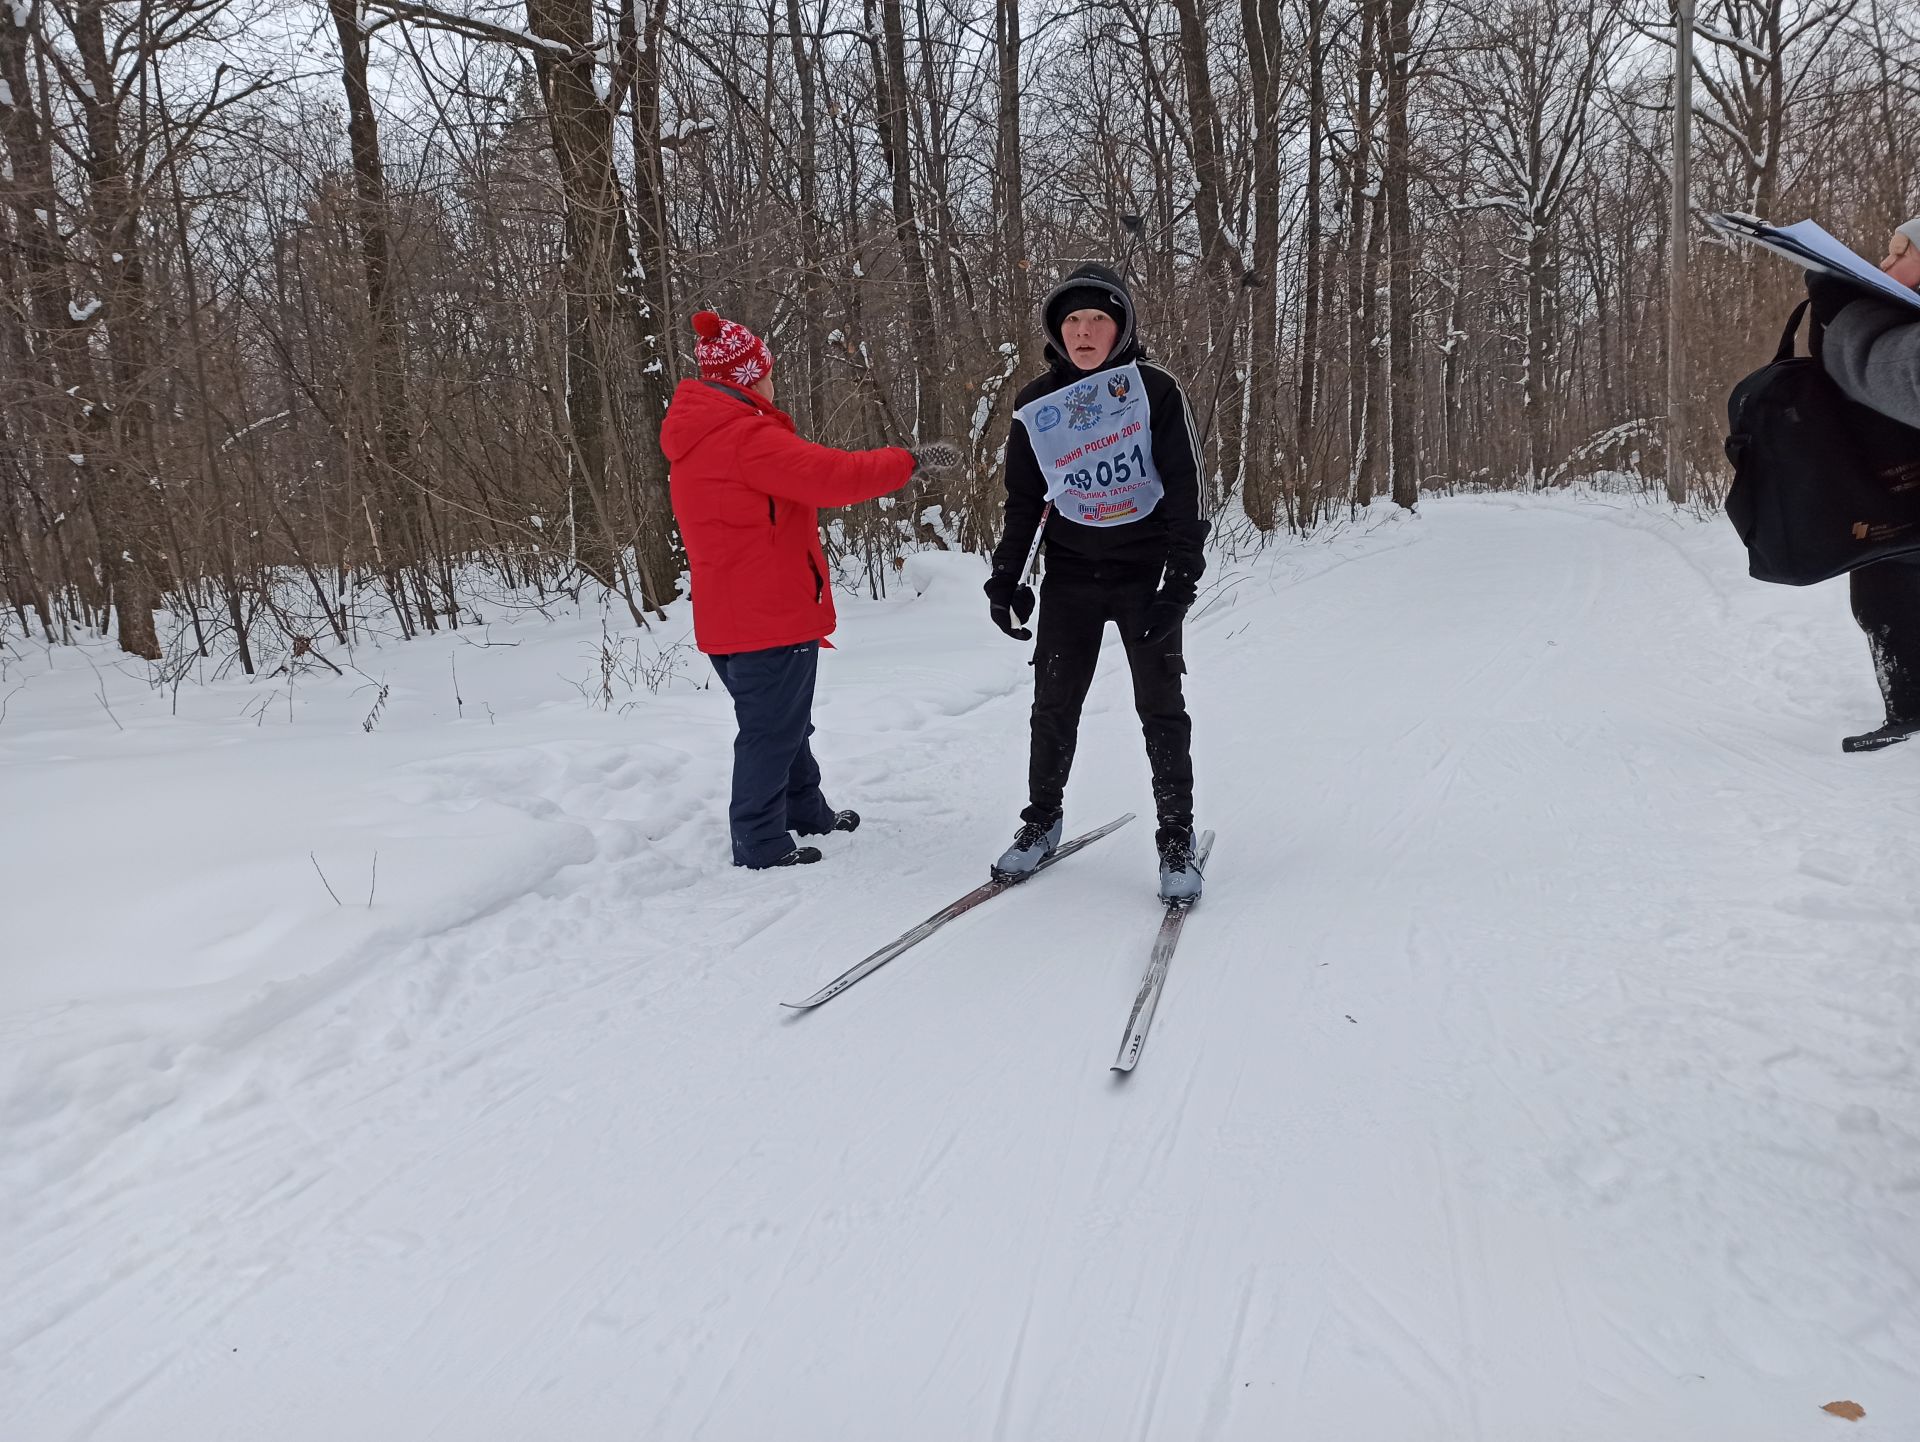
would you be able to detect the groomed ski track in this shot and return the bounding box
[6,496,1919,1440]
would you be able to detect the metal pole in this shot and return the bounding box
[1667,0,1694,506]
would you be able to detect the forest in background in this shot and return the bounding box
[0,0,1909,670]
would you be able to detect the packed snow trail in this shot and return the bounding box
[5,497,1919,1440]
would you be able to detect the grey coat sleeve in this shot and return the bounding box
[1823,298,1920,428]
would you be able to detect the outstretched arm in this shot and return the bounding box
[735,424,917,509]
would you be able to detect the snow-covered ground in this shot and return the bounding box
[5,495,1918,1440]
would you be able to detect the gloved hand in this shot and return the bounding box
[984,570,1036,640]
[1806,269,1859,329]
[1139,577,1197,647]
[911,440,963,475]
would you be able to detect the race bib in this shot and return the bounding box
[1014,363,1163,527]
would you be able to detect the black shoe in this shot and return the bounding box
[762,846,823,868]
[832,810,861,833]
[1842,718,1920,753]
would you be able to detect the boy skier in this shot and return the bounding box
[984,263,1209,900]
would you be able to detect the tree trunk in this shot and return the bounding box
[1525,210,1551,484]
[1238,0,1283,531]
[872,0,944,439]
[330,0,431,631]
[615,0,680,608]
[996,0,1029,336]
[1346,0,1380,508]
[69,0,162,657]
[1383,0,1418,511]
[1294,0,1328,513]
[527,0,672,608]
[783,0,829,432]
[1356,189,1386,508]
[1170,0,1240,500]
[1444,222,1467,486]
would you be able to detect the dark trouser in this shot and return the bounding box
[1851,556,1920,722]
[710,641,838,867]
[1024,572,1193,843]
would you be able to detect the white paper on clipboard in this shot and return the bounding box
[1707,211,1920,312]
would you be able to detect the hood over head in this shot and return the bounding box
[659,377,786,464]
[1040,262,1141,372]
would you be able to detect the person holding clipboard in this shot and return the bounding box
[1806,220,1920,751]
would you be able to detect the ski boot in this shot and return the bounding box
[993,817,1062,881]
[1843,718,1920,753]
[1157,828,1204,904]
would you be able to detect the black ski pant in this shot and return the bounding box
[710,641,838,867]
[1851,555,1920,722]
[1022,572,1193,843]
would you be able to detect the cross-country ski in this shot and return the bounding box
[1111,829,1215,1072]
[782,814,1133,1010]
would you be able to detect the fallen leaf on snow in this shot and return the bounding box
[1822,1401,1866,1422]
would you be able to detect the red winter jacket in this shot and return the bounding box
[661,379,915,655]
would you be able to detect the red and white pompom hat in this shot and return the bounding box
[691,310,773,389]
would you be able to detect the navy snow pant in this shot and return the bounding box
[710,641,838,867]
[1023,572,1194,846]
[1852,554,1920,722]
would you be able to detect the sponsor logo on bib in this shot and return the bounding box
[1064,384,1104,432]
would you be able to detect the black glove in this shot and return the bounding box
[1806,269,1858,329]
[1139,577,1197,647]
[984,571,1036,640]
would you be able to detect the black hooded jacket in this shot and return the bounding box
[988,263,1209,588]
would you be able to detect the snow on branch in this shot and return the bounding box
[360,0,578,58]
[219,409,293,453]
[1453,194,1530,218]
[661,116,716,147]
[1692,21,1772,66]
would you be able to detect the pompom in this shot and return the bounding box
[691,310,723,340]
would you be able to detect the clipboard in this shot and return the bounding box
[1707,211,1920,312]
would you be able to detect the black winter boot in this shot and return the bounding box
[761,846,823,868]
[1842,719,1920,753]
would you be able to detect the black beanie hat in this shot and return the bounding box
[1040,263,1137,365]
[1048,283,1126,332]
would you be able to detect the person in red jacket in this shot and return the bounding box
[661,310,957,868]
